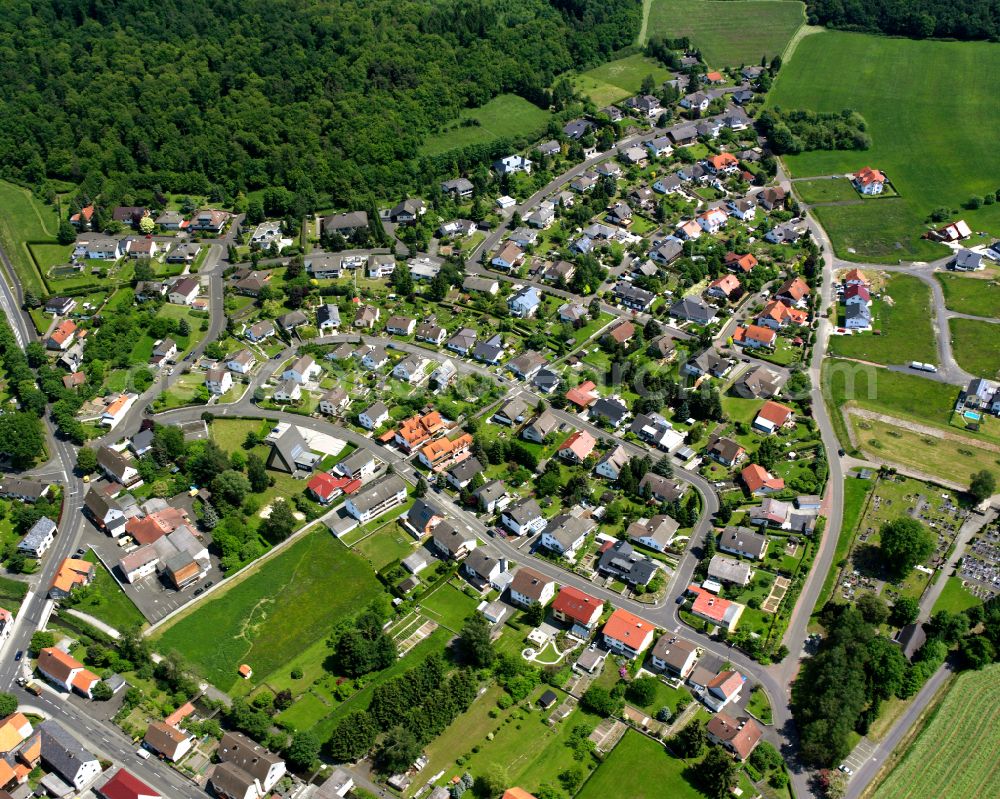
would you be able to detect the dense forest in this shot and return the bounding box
[0,0,640,209]
[808,0,1000,40]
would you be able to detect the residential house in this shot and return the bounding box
[595,444,631,480]
[97,769,162,799]
[473,479,509,513]
[650,239,683,265]
[843,268,870,287]
[227,349,256,375]
[245,320,275,342]
[37,648,100,698]
[84,487,127,535]
[283,354,321,384]
[415,322,446,345]
[492,242,524,271]
[687,584,744,633]
[706,153,739,174]
[621,145,648,165]
[508,286,541,318]
[189,209,228,233]
[345,474,407,523]
[127,237,157,259]
[204,368,232,396]
[393,355,428,383]
[508,351,547,381]
[0,477,50,504]
[79,236,124,260]
[462,549,505,591]
[96,445,140,486]
[306,254,344,280]
[653,174,684,195]
[70,204,95,229]
[49,558,96,599]
[216,732,286,796]
[440,178,474,199]
[566,380,599,409]
[151,338,178,366]
[845,303,872,330]
[539,514,593,558]
[757,299,807,329]
[522,410,559,443]
[18,517,57,558]
[638,472,686,503]
[670,296,717,325]
[266,426,319,473]
[333,449,380,481]
[233,271,272,297]
[757,186,787,210]
[100,392,137,428]
[306,472,358,505]
[680,91,711,112]
[726,252,758,274]
[651,635,698,677]
[46,319,77,351]
[752,400,794,434]
[844,284,871,306]
[26,720,102,790]
[493,396,529,426]
[734,366,785,400]
[707,554,752,586]
[644,136,674,159]
[387,198,426,225]
[627,94,662,118]
[727,198,757,221]
[590,396,629,428]
[272,379,301,403]
[323,211,368,238]
[719,526,768,559]
[463,276,499,295]
[705,437,747,468]
[537,140,561,156]
[405,499,443,538]
[551,587,603,635]
[45,296,76,316]
[697,207,728,234]
[741,464,785,495]
[385,315,415,336]
[613,281,654,311]
[473,334,505,364]
[558,430,596,463]
[394,411,445,452]
[597,540,659,587]
[143,721,194,762]
[706,713,762,760]
[417,432,473,470]
[602,609,654,658]
[733,324,777,350]
[852,167,886,195]
[765,222,805,245]
[605,320,635,347]
[707,274,741,302]
[776,277,811,308]
[353,304,380,329]
[167,277,200,306]
[431,520,477,560]
[627,515,679,552]
[493,155,532,175]
[209,762,259,799]
[607,201,633,226]
[508,568,555,608]
[676,219,702,240]
[446,327,477,356]
[562,118,592,139]
[500,498,546,536]
[630,412,684,452]
[431,359,458,387]
[359,401,389,430]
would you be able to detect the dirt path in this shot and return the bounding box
[636,0,652,45]
[780,23,824,64]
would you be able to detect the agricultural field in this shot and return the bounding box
[872,663,1000,799]
[644,0,804,67]
[950,318,1000,379]
[828,274,936,365]
[420,94,553,156]
[572,53,673,106]
[792,177,859,205]
[154,530,383,691]
[0,179,61,296]
[936,272,1000,318]
[771,31,1000,262]
[577,729,703,799]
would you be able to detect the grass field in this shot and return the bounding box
[850,416,1000,488]
[573,54,674,106]
[420,94,553,156]
[872,663,1000,799]
[645,0,804,67]
[771,31,1000,262]
[578,729,703,799]
[936,273,1000,318]
[154,530,383,691]
[793,177,859,204]
[69,552,146,632]
[0,180,60,296]
[828,275,936,365]
[950,318,1000,379]
[931,576,980,615]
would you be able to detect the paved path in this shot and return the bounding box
[63,608,121,639]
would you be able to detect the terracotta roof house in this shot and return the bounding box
[97,768,162,799]
[557,430,596,463]
[705,436,747,468]
[776,276,811,307]
[753,400,794,434]
[687,584,744,633]
[602,608,655,658]
[705,670,747,710]
[551,586,603,633]
[565,380,600,409]
[733,324,776,349]
[706,712,762,760]
[726,252,758,273]
[740,464,785,495]
[49,558,96,599]
[852,167,887,195]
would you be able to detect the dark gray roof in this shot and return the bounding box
[210,761,258,798]
[407,499,443,531]
[33,720,99,783]
[21,516,56,550]
[504,497,543,525]
[217,731,284,783]
[448,456,484,484]
[349,474,406,514]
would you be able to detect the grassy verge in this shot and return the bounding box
[950,317,1000,379]
[936,272,1000,318]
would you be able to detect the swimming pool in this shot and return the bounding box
[964,410,981,421]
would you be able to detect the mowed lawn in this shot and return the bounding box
[931,576,980,615]
[872,663,1000,799]
[950,318,1000,379]
[154,531,383,691]
[645,0,804,67]
[771,32,1000,262]
[937,272,1000,318]
[420,94,552,156]
[828,274,936,365]
[573,54,674,106]
[0,179,60,296]
[577,730,704,799]
[793,177,860,204]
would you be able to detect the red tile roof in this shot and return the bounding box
[756,400,793,428]
[853,167,886,186]
[551,586,603,625]
[98,768,161,799]
[740,464,785,493]
[603,608,654,646]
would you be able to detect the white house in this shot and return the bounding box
[393,355,428,384]
[283,355,321,384]
[167,277,200,305]
[539,514,592,559]
[100,393,137,428]
[227,350,256,374]
[345,475,408,523]
[508,567,556,608]
[494,155,533,175]
[205,368,233,395]
[500,498,546,536]
[359,401,389,430]
[273,379,302,403]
